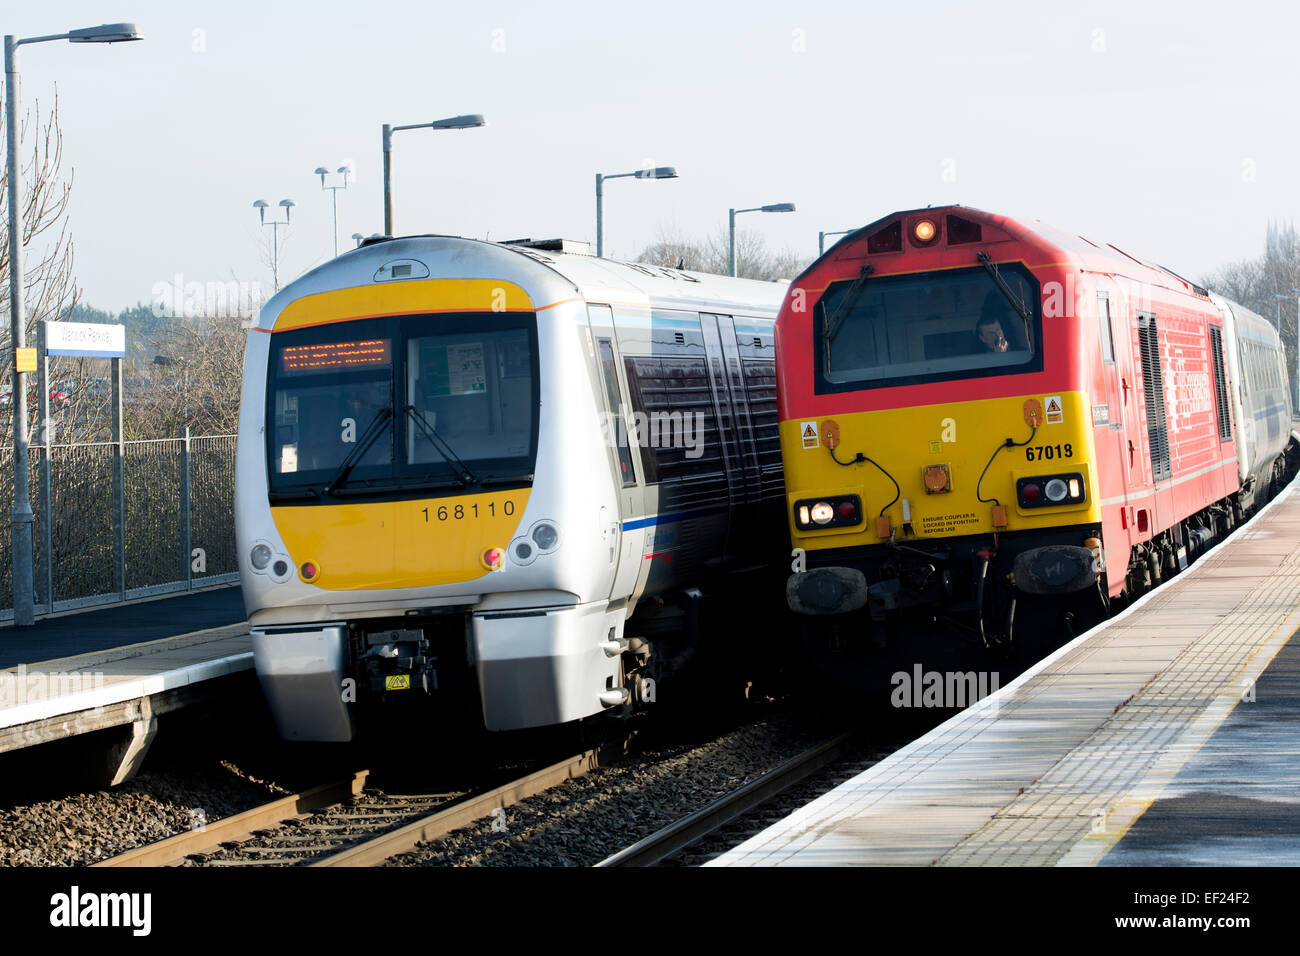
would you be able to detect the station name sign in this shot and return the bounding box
[45,321,126,358]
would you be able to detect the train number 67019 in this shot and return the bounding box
[1025,444,1073,461]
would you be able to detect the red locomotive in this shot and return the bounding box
[777,205,1296,672]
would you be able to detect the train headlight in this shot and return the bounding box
[510,538,537,566]
[482,547,505,571]
[793,494,864,531]
[300,562,319,582]
[914,219,937,243]
[530,521,560,552]
[268,558,293,583]
[1016,472,1086,509]
[250,544,272,571]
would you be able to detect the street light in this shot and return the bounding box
[254,198,295,291]
[6,22,142,627]
[382,113,486,236]
[729,203,795,277]
[819,228,854,256]
[595,166,678,258]
[314,164,351,258]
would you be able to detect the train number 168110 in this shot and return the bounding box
[421,500,516,522]
[1025,444,1073,461]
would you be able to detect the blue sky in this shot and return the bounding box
[5,0,1295,309]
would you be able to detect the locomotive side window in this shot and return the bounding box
[815,264,1041,392]
[1097,294,1115,364]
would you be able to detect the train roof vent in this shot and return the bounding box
[866,220,902,254]
[501,237,592,255]
[946,214,983,245]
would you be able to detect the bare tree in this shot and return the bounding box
[0,91,88,420]
[1202,220,1300,388]
[637,223,811,281]
[124,313,247,439]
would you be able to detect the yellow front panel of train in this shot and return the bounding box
[272,489,530,590]
[782,392,1100,550]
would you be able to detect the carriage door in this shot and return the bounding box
[699,314,744,549]
[1096,293,1131,487]
[588,304,645,601]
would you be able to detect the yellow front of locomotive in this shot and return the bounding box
[234,251,623,740]
[777,209,1107,661]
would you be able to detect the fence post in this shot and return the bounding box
[182,426,192,590]
[112,357,125,601]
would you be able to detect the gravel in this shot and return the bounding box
[385,699,853,867]
[0,760,290,866]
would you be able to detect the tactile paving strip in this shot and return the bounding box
[711,482,1300,867]
[939,489,1300,866]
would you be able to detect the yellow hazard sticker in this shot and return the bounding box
[800,420,819,449]
[385,675,411,691]
[1044,395,1064,424]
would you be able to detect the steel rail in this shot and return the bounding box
[311,746,613,866]
[595,734,852,867]
[96,771,369,867]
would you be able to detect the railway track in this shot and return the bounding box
[98,746,619,867]
[596,734,868,867]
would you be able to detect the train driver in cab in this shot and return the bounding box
[975,315,1009,353]
[974,291,1013,354]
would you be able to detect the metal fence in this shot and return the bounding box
[0,433,237,620]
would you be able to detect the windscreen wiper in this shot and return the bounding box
[976,251,1032,341]
[323,407,392,496]
[404,405,478,487]
[824,264,874,346]
[479,472,534,488]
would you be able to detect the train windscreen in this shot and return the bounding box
[266,313,538,499]
[816,264,1041,392]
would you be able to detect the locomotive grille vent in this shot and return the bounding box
[1138,313,1172,481]
[674,332,686,345]
[1209,325,1232,442]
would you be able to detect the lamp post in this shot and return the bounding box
[314,164,351,258]
[729,203,795,277]
[254,198,295,291]
[595,166,678,258]
[6,22,141,627]
[382,113,486,237]
[819,228,854,256]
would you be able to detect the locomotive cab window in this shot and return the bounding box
[266,313,539,500]
[815,264,1042,392]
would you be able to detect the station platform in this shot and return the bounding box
[0,586,252,782]
[712,480,1300,867]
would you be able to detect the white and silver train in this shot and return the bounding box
[235,236,788,739]
[1210,291,1295,509]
